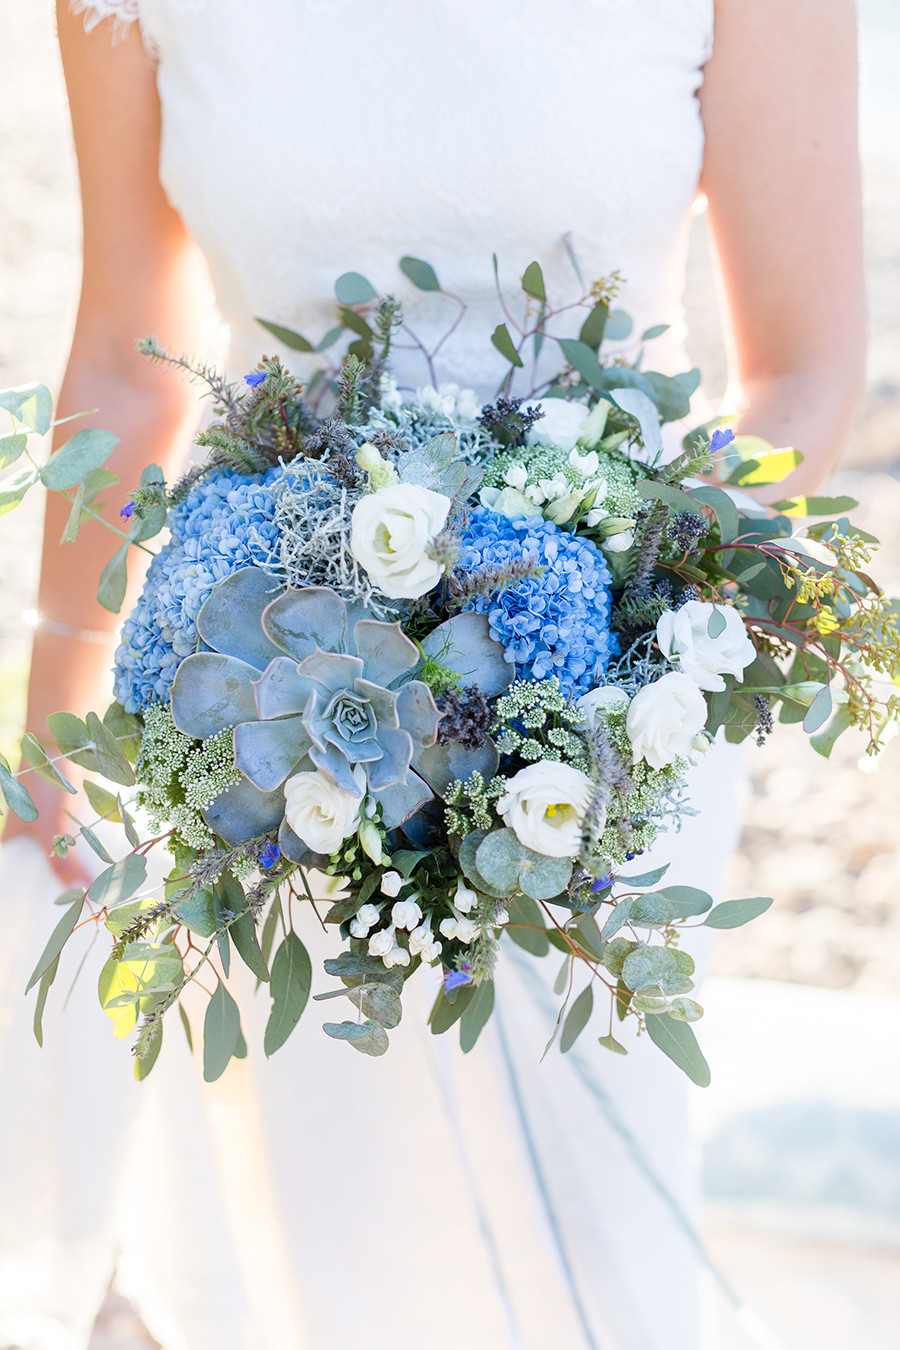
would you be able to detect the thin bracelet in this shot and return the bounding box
[22,609,115,646]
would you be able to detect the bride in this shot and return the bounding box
[0,1,863,1347]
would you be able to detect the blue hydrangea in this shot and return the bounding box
[113,468,285,713]
[458,508,617,696]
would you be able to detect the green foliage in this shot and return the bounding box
[400,256,441,292]
[203,981,243,1082]
[645,1013,710,1087]
[264,933,312,1056]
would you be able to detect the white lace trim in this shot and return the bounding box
[70,0,140,38]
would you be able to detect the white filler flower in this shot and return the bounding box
[351,482,451,599]
[497,761,594,859]
[656,600,756,692]
[283,764,365,854]
[625,672,708,770]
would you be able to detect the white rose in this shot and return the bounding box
[379,870,403,898]
[283,764,364,855]
[496,762,594,859]
[391,899,423,931]
[350,483,451,599]
[526,397,590,452]
[625,672,708,770]
[656,600,756,692]
[576,685,629,729]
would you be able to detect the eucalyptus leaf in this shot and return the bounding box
[621,945,681,995]
[558,337,605,390]
[560,984,594,1053]
[0,382,52,434]
[25,895,83,994]
[598,1032,628,1056]
[134,1024,163,1081]
[315,326,343,352]
[96,542,129,614]
[203,981,242,1082]
[704,896,773,929]
[429,983,474,1035]
[645,1013,710,1086]
[641,371,691,423]
[334,272,377,305]
[399,256,441,292]
[604,310,633,341]
[641,323,670,341]
[657,885,712,918]
[0,432,26,469]
[707,608,727,638]
[810,706,853,758]
[264,932,312,1055]
[79,825,115,863]
[0,754,39,821]
[616,864,670,889]
[87,854,147,907]
[83,780,120,819]
[578,300,608,351]
[459,978,495,1054]
[636,478,696,515]
[688,485,740,545]
[521,261,546,303]
[602,936,636,979]
[324,1020,390,1056]
[519,851,572,901]
[46,711,97,771]
[0,469,38,516]
[803,684,833,734]
[41,428,118,491]
[504,894,550,957]
[347,982,402,1029]
[256,318,314,352]
[60,480,86,543]
[32,954,59,1047]
[491,323,524,368]
[668,997,704,1023]
[629,894,675,929]
[86,710,135,785]
[19,733,76,794]
[600,897,633,941]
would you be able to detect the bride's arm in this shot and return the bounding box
[4,6,209,875]
[700,0,865,503]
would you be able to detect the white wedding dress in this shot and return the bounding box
[0,3,748,1348]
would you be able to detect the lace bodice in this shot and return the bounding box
[74,0,714,393]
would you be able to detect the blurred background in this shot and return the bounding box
[1,3,899,1348]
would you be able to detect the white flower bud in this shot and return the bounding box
[356,903,381,928]
[454,880,478,913]
[383,944,411,969]
[439,917,458,940]
[408,921,434,955]
[358,816,384,865]
[568,448,600,478]
[349,918,370,939]
[421,937,443,962]
[454,918,481,944]
[391,899,423,931]
[379,870,404,898]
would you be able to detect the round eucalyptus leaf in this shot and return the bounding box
[475,827,525,894]
[629,893,675,929]
[621,945,680,995]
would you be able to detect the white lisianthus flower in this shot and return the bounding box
[391,898,423,931]
[527,397,590,451]
[350,482,451,599]
[478,484,533,520]
[496,762,594,859]
[379,870,404,898]
[625,672,708,770]
[656,600,756,692]
[367,926,396,957]
[454,880,478,913]
[283,764,365,855]
[576,685,629,729]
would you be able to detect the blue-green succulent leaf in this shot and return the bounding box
[262,587,348,659]
[171,654,260,740]
[233,716,312,791]
[353,620,420,686]
[419,613,514,697]
[309,742,365,795]
[202,777,286,846]
[353,678,399,728]
[395,682,441,748]
[367,726,414,790]
[253,659,319,720]
[197,568,285,667]
[296,649,364,694]
[414,737,499,795]
[374,771,434,830]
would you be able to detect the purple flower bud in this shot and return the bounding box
[259,841,280,869]
[120,502,136,519]
[710,427,735,453]
[591,872,613,892]
[244,372,266,388]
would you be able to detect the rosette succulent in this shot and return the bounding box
[169,567,512,860]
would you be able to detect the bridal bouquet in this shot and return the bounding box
[3,256,898,1084]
